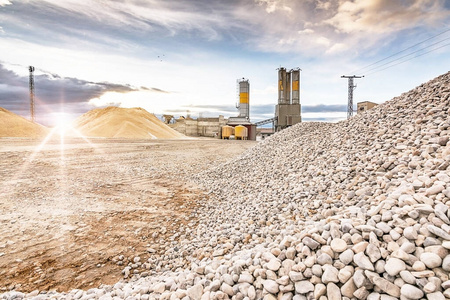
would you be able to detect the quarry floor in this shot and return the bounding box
[0,137,256,293]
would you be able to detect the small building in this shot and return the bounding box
[169,115,227,137]
[357,101,378,113]
[227,117,257,141]
[257,128,275,140]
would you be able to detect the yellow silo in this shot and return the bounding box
[235,125,248,140]
[221,125,233,139]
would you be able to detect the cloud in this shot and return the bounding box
[256,0,293,13]
[2,0,449,58]
[0,0,11,6]
[0,63,153,119]
[324,0,449,34]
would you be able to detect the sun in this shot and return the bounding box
[53,115,73,137]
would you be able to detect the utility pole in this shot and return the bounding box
[341,75,364,119]
[29,66,35,122]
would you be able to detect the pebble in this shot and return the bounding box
[401,284,424,299]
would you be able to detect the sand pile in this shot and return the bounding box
[72,106,184,139]
[0,107,49,138]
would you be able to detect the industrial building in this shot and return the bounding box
[169,115,227,138]
[274,67,302,131]
[357,101,378,113]
[170,67,302,140]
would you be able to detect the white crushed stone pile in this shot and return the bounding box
[2,72,450,299]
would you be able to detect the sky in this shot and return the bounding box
[0,0,449,127]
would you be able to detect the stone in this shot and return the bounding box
[384,258,406,276]
[341,277,357,298]
[403,227,418,240]
[443,255,450,271]
[400,284,424,299]
[303,237,320,250]
[316,253,332,265]
[330,238,348,253]
[366,244,381,263]
[426,185,445,196]
[340,249,354,265]
[267,258,281,271]
[187,284,203,300]
[370,275,401,297]
[289,271,304,282]
[420,252,443,269]
[353,252,375,271]
[400,271,416,284]
[354,287,370,300]
[322,265,339,284]
[327,282,341,300]
[314,283,326,299]
[426,292,445,300]
[221,283,234,296]
[263,280,279,294]
[294,281,314,294]
[428,225,450,240]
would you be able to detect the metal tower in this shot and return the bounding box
[341,75,364,119]
[29,66,35,122]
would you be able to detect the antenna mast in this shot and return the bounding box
[341,75,364,119]
[29,66,35,122]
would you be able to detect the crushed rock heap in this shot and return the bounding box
[72,106,184,139]
[2,72,450,300]
[0,107,49,138]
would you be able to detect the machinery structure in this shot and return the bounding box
[29,66,35,122]
[341,75,364,119]
[227,78,256,140]
[274,67,302,132]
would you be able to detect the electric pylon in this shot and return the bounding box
[29,66,35,122]
[341,75,364,119]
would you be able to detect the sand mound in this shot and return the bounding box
[0,107,49,138]
[72,106,184,139]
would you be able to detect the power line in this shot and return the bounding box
[349,28,450,74]
[363,37,450,74]
[366,42,450,76]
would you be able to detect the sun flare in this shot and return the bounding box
[53,115,73,137]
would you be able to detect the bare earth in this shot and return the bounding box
[0,137,256,293]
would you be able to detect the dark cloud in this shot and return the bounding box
[0,63,139,117]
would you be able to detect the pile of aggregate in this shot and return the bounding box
[2,72,449,300]
[72,106,184,139]
[0,107,49,138]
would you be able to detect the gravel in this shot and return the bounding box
[1,71,449,299]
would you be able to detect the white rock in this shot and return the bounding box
[400,284,424,299]
[384,258,406,276]
[420,252,443,269]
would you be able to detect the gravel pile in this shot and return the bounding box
[2,71,449,300]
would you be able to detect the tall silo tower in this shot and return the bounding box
[275,67,302,131]
[291,68,300,104]
[237,78,250,120]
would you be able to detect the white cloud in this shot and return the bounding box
[324,0,449,34]
[0,0,11,6]
[256,0,293,13]
[298,29,314,34]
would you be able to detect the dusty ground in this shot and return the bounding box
[0,137,256,293]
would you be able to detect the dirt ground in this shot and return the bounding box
[0,137,256,293]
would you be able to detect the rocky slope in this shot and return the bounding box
[2,72,449,300]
